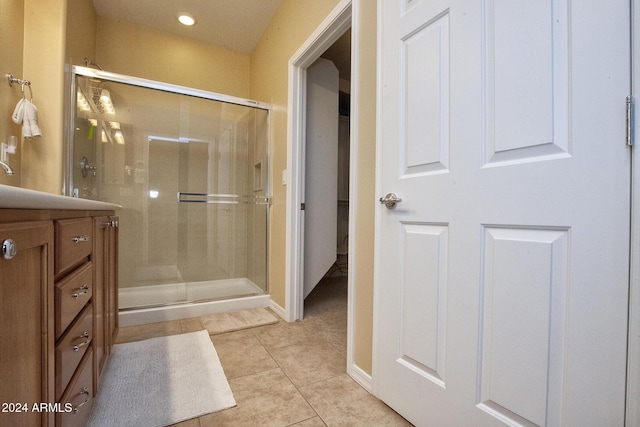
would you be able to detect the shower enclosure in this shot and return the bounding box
[66,66,269,314]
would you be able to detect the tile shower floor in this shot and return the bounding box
[115,275,411,426]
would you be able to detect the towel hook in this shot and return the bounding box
[6,74,33,102]
[6,73,30,87]
[21,82,33,102]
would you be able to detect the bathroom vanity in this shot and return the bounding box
[0,185,119,427]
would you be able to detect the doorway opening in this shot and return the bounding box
[303,31,351,316]
[284,0,357,372]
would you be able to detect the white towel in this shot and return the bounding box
[11,98,25,124]
[22,100,42,138]
[12,99,41,138]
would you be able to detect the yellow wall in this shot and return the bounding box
[95,18,251,98]
[0,0,24,187]
[0,0,67,193]
[250,0,377,374]
[352,0,377,376]
[250,0,341,316]
[21,0,67,193]
[66,0,96,66]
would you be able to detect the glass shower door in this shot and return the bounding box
[70,70,269,310]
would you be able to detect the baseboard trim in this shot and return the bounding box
[118,294,270,327]
[348,363,373,393]
[269,298,288,321]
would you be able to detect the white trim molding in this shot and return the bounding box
[285,0,353,322]
[269,298,287,321]
[627,1,640,425]
[345,0,362,394]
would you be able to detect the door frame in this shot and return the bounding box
[284,0,360,378]
[628,1,640,424]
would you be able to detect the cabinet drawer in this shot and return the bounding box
[56,218,93,274]
[57,348,93,427]
[56,304,92,400]
[55,262,93,339]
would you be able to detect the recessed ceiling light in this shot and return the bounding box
[178,13,196,26]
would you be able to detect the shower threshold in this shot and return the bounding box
[118,277,270,327]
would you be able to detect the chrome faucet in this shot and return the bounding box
[0,140,15,175]
[0,160,14,175]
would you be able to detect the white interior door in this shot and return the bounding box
[374,1,631,426]
[304,58,339,299]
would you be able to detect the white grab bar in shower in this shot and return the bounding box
[177,192,270,205]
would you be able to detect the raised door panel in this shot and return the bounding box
[402,10,449,175]
[483,0,570,165]
[399,223,448,387]
[0,221,54,427]
[479,227,569,425]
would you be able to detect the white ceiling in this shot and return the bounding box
[91,0,284,54]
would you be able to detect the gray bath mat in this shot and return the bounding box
[87,330,235,426]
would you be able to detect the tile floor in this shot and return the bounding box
[115,275,411,426]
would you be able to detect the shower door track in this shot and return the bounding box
[178,192,270,205]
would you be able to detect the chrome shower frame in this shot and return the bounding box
[64,65,272,318]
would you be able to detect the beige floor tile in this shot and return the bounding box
[210,329,279,379]
[201,308,279,335]
[291,416,328,426]
[169,417,201,427]
[300,374,411,427]
[303,313,348,352]
[303,276,348,319]
[111,276,410,426]
[181,317,204,333]
[268,341,347,388]
[229,307,278,328]
[201,312,241,334]
[115,319,183,344]
[199,368,316,427]
[251,319,324,350]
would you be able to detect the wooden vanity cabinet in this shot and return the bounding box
[92,216,119,391]
[0,221,55,427]
[0,209,118,427]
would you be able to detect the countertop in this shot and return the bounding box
[0,184,121,210]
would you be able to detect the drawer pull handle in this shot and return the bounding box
[72,284,89,299]
[71,235,90,243]
[72,386,90,413]
[72,332,91,351]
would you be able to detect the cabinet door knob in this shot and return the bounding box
[2,239,17,260]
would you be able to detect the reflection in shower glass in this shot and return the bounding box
[71,74,269,309]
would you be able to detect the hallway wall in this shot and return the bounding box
[250,0,377,375]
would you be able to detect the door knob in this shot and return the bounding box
[379,193,402,209]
